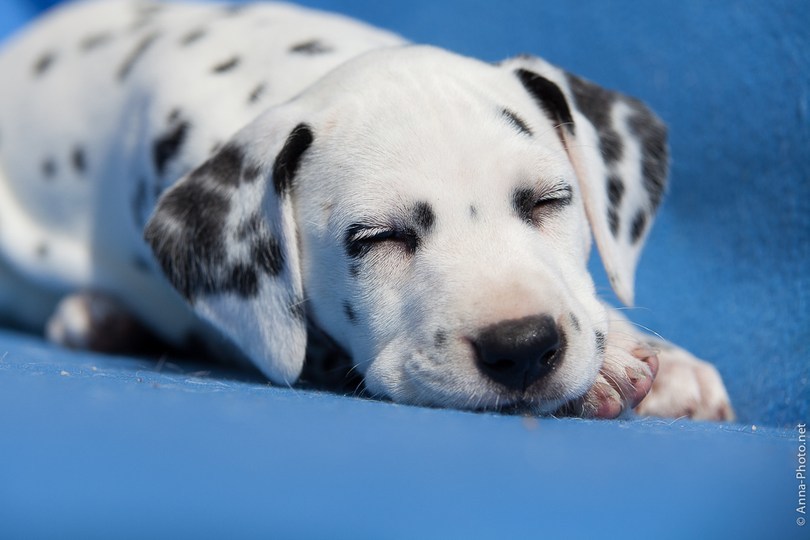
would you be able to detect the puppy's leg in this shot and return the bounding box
[604,310,735,421]
[46,290,167,355]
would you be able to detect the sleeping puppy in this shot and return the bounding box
[0,0,733,420]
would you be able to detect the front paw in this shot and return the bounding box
[634,346,735,421]
[560,346,658,419]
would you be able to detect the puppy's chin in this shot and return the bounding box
[362,346,599,414]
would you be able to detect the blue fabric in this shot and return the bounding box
[1,1,808,538]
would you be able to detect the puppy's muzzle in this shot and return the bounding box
[472,315,563,391]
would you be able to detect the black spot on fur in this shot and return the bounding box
[229,263,259,297]
[595,331,606,355]
[248,83,266,104]
[469,205,478,219]
[630,210,647,244]
[212,56,240,74]
[607,174,625,209]
[33,52,56,76]
[71,146,86,175]
[565,73,624,164]
[200,144,244,187]
[626,102,669,210]
[80,33,113,51]
[118,31,159,81]
[180,28,206,46]
[515,69,575,136]
[569,313,581,332]
[252,234,284,276]
[242,163,262,183]
[42,158,56,179]
[412,201,435,234]
[153,120,189,177]
[607,207,619,238]
[434,329,448,348]
[599,130,624,164]
[273,124,313,196]
[289,40,333,55]
[144,180,230,300]
[501,108,533,137]
[343,301,357,323]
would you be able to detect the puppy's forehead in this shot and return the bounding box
[298,46,572,202]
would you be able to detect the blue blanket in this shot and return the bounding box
[1,1,808,538]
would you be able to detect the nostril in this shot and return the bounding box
[473,314,564,391]
[488,358,518,373]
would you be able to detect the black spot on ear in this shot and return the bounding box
[565,73,627,165]
[118,31,159,81]
[569,313,581,332]
[212,56,240,74]
[273,124,313,196]
[412,202,435,234]
[289,40,333,55]
[343,301,357,324]
[515,69,575,135]
[42,158,56,179]
[71,146,87,175]
[595,331,606,355]
[180,28,206,46]
[630,210,647,244]
[434,329,448,348]
[501,108,533,137]
[251,233,283,276]
[229,263,259,297]
[80,32,113,51]
[626,103,668,211]
[607,207,619,238]
[144,181,230,300]
[607,174,625,209]
[153,120,189,177]
[199,144,244,187]
[248,83,266,104]
[33,52,56,76]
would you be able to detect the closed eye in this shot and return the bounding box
[513,185,573,226]
[344,224,419,259]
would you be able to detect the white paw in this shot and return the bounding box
[634,345,735,421]
[560,333,659,419]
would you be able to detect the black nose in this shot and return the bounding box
[473,315,562,391]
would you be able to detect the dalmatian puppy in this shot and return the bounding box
[0,0,733,420]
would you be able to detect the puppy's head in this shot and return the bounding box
[145,46,667,413]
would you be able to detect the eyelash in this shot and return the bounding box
[517,185,573,225]
[345,224,419,258]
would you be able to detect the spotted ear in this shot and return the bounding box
[144,113,314,385]
[502,55,669,306]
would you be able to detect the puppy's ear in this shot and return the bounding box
[144,112,313,385]
[502,55,669,306]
